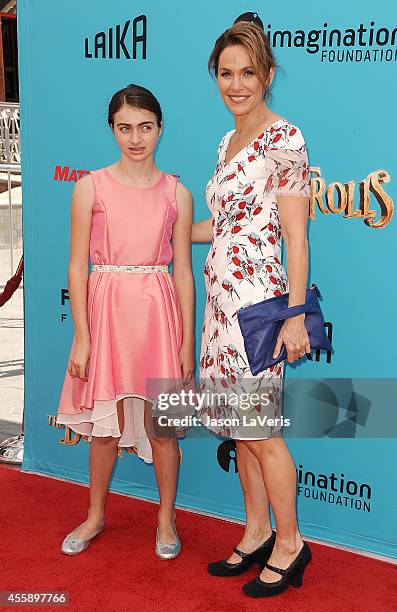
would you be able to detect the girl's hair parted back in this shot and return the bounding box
[108,84,162,128]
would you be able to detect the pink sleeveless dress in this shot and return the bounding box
[56,168,183,463]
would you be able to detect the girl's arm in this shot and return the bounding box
[67,174,94,380]
[191,217,212,242]
[172,182,195,383]
[273,194,310,363]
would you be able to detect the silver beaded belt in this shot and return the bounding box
[92,264,168,273]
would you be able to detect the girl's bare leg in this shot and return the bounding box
[66,399,125,539]
[144,401,180,544]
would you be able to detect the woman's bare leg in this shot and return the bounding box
[144,401,180,544]
[227,440,273,562]
[66,399,125,539]
[245,433,304,581]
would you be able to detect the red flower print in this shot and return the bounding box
[231,225,242,234]
[243,185,253,195]
[278,178,289,188]
[289,128,297,136]
[265,265,273,272]
[248,155,255,162]
[273,133,282,143]
[253,141,259,151]
[274,289,282,296]
[232,245,239,253]
[233,270,244,280]
[268,236,276,244]
[253,206,262,215]
[235,211,245,221]
[265,176,273,191]
[238,201,247,209]
[269,275,277,284]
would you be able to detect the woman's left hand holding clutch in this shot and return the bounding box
[273,314,311,363]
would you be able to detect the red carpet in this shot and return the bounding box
[1,464,396,612]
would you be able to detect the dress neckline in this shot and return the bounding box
[223,118,287,168]
[103,166,165,190]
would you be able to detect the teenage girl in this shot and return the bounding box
[57,84,194,560]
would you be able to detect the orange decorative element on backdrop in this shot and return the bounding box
[310,167,394,228]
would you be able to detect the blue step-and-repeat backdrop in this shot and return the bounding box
[18,0,397,558]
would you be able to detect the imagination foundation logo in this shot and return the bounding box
[267,21,397,63]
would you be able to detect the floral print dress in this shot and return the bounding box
[199,118,311,439]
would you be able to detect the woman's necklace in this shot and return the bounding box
[233,110,276,144]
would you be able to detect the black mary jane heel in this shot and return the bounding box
[207,530,276,577]
[242,541,312,597]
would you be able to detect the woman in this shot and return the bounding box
[192,22,312,597]
[57,84,194,560]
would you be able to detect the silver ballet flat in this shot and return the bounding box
[155,524,181,560]
[61,521,105,555]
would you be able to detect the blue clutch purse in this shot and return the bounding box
[237,284,332,376]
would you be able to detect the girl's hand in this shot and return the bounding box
[179,343,195,384]
[273,315,310,363]
[68,337,90,381]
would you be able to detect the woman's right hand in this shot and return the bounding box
[68,337,90,381]
[191,218,212,242]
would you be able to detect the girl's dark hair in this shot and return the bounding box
[208,22,277,100]
[108,84,162,128]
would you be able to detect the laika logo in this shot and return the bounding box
[84,15,147,60]
[267,21,397,63]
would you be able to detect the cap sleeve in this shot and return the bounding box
[265,125,311,198]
